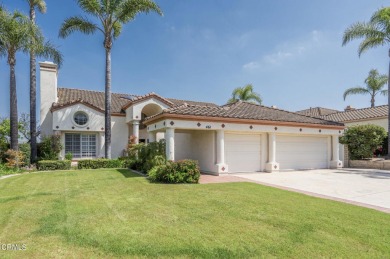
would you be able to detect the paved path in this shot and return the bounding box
[233,169,390,213]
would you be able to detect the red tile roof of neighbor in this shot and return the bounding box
[320,105,388,122]
[296,107,341,118]
[53,88,343,126]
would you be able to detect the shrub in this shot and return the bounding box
[148,159,200,184]
[65,152,73,161]
[340,124,387,160]
[37,160,71,171]
[38,135,62,160]
[19,143,31,166]
[0,163,22,176]
[127,140,166,173]
[5,149,25,168]
[77,159,125,169]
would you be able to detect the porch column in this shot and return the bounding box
[265,133,279,172]
[132,120,140,144]
[215,130,228,174]
[148,132,156,143]
[165,128,175,161]
[330,135,343,168]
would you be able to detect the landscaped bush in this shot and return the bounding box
[127,139,166,173]
[4,149,25,168]
[77,159,125,169]
[19,143,31,166]
[340,124,387,160]
[37,135,62,160]
[37,160,71,171]
[65,152,73,160]
[148,159,200,184]
[0,163,23,176]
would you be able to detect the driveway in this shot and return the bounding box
[233,169,390,212]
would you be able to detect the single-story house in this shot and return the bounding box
[297,105,388,129]
[297,105,389,164]
[40,61,344,175]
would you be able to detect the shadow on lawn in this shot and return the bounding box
[116,169,144,178]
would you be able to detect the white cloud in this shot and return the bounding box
[243,61,260,70]
[242,30,324,70]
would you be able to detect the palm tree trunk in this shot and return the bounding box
[9,55,18,150]
[371,95,375,108]
[387,49,390,157]
[30,6,37,163]
[105,47,112,159]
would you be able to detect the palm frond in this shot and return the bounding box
[380,89,388,96]
[36,41,63,68]
[59,16,100,38]
[116,0,163,23]
[358,36,386,56]
[112,21,122,39]
[77,0,101,17]
[247,93,262,104]
[343,87,370,100]
[31,0,47,13]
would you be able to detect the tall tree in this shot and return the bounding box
[343,69,388,107]
[228,84,262,104]
[342,7,390,155]
[27,0,46,163]
[0,8,62,151]
[59,0,162,159]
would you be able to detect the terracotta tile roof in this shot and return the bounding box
[53,88,130,114]
[53,88,217,114]
[321,105,388,122]
[296,107,340,118]
[146,101,343,126]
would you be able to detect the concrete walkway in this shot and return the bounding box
[233,169,390,213]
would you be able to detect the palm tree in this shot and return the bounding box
[59,0,162,159]
[27,0,46,163]
[342,7,390,155]
[228,84,262,104]
[0,8,62,151]
[343,69,388,107]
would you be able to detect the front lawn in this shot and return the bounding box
[0,169,389,258]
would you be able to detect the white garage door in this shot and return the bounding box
[225,134,261,173]
[276,135,329,170]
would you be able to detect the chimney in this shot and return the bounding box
[39,61,58,136]
[344,105,355,112]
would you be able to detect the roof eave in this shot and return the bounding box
[144,113,345,129]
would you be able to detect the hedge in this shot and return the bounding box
[148,160,200,184]
[77,159,125,169]
[37,160,71,171]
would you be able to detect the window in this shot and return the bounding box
[65,133,96,158]
[73,111,88,126]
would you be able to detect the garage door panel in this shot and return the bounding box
[277,135,328,170]
[225,134,261,173]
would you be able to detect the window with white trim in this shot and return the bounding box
[65,133,97,158]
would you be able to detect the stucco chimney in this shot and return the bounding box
[39,61,58,136]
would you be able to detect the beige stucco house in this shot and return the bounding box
[297,105,389,164]
[40,62,344,175]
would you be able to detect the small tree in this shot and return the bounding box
[340,124,386,160]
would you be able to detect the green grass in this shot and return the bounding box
[0,169,390,258]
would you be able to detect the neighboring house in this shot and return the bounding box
[297,105,388,164]
[40,62,344,175]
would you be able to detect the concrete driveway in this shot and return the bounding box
[233,169,390,213]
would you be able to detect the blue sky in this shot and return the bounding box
[1,0,389,119]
